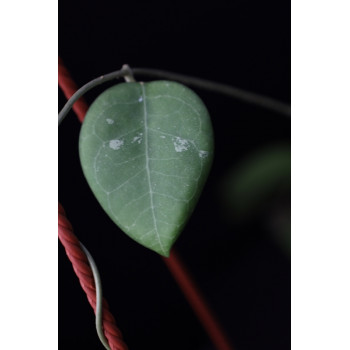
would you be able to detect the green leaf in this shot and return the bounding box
[79,81,214,256]
[220,145,290,219]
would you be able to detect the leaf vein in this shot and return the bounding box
[142,84,166,255]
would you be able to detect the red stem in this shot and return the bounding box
[58,56,234,350]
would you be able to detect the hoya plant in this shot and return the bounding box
[58,63,290,350]
[79,80,214,256]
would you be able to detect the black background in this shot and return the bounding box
[59,1,290,350]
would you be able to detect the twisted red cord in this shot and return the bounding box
[58,56,234,350]
[58,203,128,350]
[163,252,233,350]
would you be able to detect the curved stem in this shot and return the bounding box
[80,242,111,350]
[58,66,290,125]
[132,68,291,117]
[58,66,132,125]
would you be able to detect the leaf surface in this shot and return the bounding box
[79,81,214,256]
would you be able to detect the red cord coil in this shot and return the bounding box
[58,203,128,350]
[58,56,234,350]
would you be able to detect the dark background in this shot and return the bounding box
[59,1,291,350]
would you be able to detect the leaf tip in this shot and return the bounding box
[151,243,172,257]
[160,248,171,258]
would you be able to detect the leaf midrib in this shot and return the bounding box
[141,83,166,255]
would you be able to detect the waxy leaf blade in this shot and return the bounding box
[79,81,214,256]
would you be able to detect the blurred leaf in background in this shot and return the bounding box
[219,143,291,255]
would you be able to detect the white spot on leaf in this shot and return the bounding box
[173,137,190,152]
[106,118,114,124]
[160,136,166,139]
[132,133,143,144]
[138,96,143,102]
[199,150,209,158]
[109,139,124,150]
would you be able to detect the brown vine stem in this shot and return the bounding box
[58,66,290,125]
[132,67,291,116]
